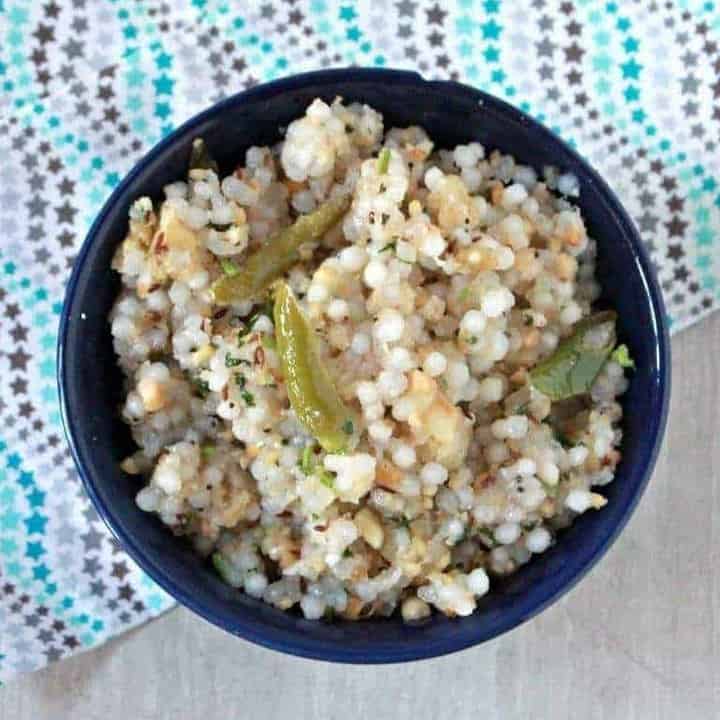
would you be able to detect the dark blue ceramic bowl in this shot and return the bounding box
[58,68,670,663]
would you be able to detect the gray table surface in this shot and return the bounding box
[3,313,718,720]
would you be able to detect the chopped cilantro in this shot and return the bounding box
[235,373,246,388]
[458,286,471,303]
[379,241,396,253]
[240,390,255,406]
[201,444,216,460]
[193,378,210,398]
[317,469,335,489]
[219,257,240,276]
[377,148,391,175]
[342,547,353,558]
[342,419,354,435]
[610,343,635,369]
[299,445,316,475]
[225,353,244,368]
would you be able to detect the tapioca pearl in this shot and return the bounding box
[420,462,448,487]
[339,245,368,273]
[460,309,486,335]
[363,260,388,289]
[374,309,405,343]
[565,489,592,513]
[392,443,416,469]
[307,283,329,303]
[356,381,379,406]
[466,567,490,596]
[525,526,552,553]
[423,351,447,377]
[494,522,521,545]
[377,370,408,400]
[350,332,371,355]
[326,299,349,321]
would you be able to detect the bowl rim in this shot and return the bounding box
[58,67,671,664]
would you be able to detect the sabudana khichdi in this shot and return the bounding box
[110,97,633,621]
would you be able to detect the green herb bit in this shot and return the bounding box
[219,257,241,277]
[201,444,216,460]
[193,378,210,398]
[379,241,396,253]
[240,390,256,407]
[235,373,246,388]
[300,445,316,475]
[317,469,335,489]
[211,552,233,583]
[225,353,244,368]
[529,311,617,401]
[377,148,391,175]
[458,286,471,303]
[342,547,353,558]
[610,343,635,369]
[261,334,277,351]
[189,138,219,174]
[342,419,354,435]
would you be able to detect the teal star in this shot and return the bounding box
[18,472,33,489]
[491,69,506,83]
[7,453,21,469]
[484,0,500,12]
[27,488,45,508]
[620,58,642,79]
[702,177,716,192]
[123,24,137,40]
[0,509,21,531]
[45,582,57,595]
[459,40,473,58]
[0,486,15,505]
[106,172,120,187]
[592,53,612,73]
[24,512,48,535]
[156,51,172,69]
[34,288,48,301]
[153,74,174,95]
[623,85,639,102]
[4,262,16,276]
[26,541,46,560]
[339,5,356,21]
[33,563,50,581]
[126,67,145,88]
[483,46,499,63]
[616,17,630,31]
[155,102,172,120]
[62,596,74,609]
[346,26,361,41]
[623,36,639,53]
[481,19,501,40]
[697,227,714,246]
[456,15,473,35]
[632,109,646,123]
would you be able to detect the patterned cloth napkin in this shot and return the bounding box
[1,0,718,683]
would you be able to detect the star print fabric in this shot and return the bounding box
[0,0,717,682]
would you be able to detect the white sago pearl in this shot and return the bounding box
[466,567,490,596]
[356,381,379,406]
[307,283,329,303]
[300,594,326,620]
[245,572,268,598]
[460,309,486,335]
[420,231,447,257]
[339,245,368,272]
[388,347,415,371]
[401,596,431,622]
[537,460,559,485]
[363,402,385,421]
[491,415,528,440]
[252,315,273,334]
[566,489,593,513]
[374,309,405,343]
[477,376,505,404]
[377,370,408,400]
[496,245,515,270]
[423,351,447,377]
[363,260,388,289]
[368,420,393,443]
[326,299,349,321]
[136,486,160,512]
[184,205,209,230]
[501,183,528,209]
[485,441,509,465]
[568,445,589,466]
[350,331,371,355]
[447,361,470,388]
[420,462,448,486]
[424,166,444,191]
[482,288,513,318]
[494,522,521,545]
[526,526,552,553]
[155,468,181,494]
[560,302,582,325]
[515,458,537,477]
[392,443,416,469]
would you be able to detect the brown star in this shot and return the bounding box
[665,216,688,237]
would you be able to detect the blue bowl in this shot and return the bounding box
[58,68,670,663]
